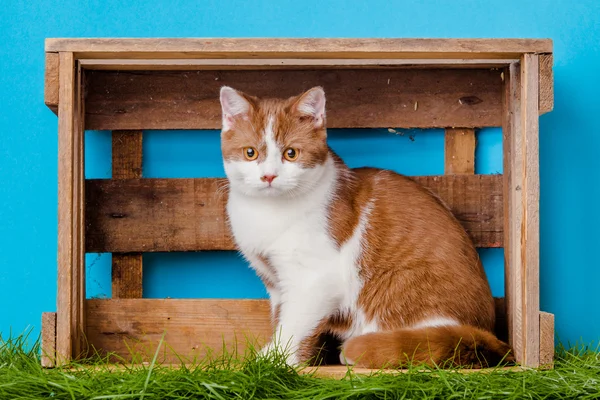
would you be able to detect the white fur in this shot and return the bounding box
[411,316,459,329]
[223,113,378,365]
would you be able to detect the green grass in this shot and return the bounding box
[1,335,599,400]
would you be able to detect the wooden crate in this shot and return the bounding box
[41,38,555,370]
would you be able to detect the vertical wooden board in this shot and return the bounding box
[521,54,541,367]
[445,128,476,174]
[45,53,59,113]
[73,61,86,359]
[539,312,555,367]
[539,54,553,114]
[112,130,143,179]
[57,51,76,364]
[112,254,143,298]
[503,62,524,363]
[41,312,57,367]
[111,130,144,299]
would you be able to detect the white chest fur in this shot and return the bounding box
[225,162,377,362]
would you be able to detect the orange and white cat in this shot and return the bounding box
[219,86,513,368]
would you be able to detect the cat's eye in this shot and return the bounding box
[243,147,258,161]
[283,147,299,161]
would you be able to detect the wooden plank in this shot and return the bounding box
[85,68,503,130]
[45,38,553,59]
[445,128,476,174]
[41,312,57,368]
[85,299,272,363]
[520,54,541,367]
[112,254,143,299]
[539,54,553,114]
[503,57,541,368]
[539,312,555,368]
[111,130,144,299]
[502,63,519,364]
[112,130,143,179]
[45,53,59,113]
[57,51,82,364]
[74,60,86,360]
[85,298,509,364]
[79,58,518,70]
[303,365,522,378]
[85,175,503,253]
[503,62,523,364]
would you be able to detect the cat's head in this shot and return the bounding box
[219,86,330,198]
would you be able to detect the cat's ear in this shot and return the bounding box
[292,87,326,129]
[220,86,253,131]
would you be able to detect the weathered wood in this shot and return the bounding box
[539,312,555,368]
[503,57,541,368]
[302,365,522,378]
[41,312,57,367]
[45,53,59,113]
[520,54,541,367]
[111,130,144,299]
[112,254,144,298]
[85,298,509,363]
[112,131,143,179]
[84,68,504,130]
[79,58,518,70]
[539,54,553,114]
[85,299,272,363]
[502,63,519,363]
[45,38,553,59]
[445,128,476,174]
[75,60,86,361]
[57,52,85,364]
[85,175,503,253]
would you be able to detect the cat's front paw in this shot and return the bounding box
[258,342,300,366]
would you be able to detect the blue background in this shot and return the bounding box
[1,0,598,347]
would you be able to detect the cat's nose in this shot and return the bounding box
[261,175,277,184]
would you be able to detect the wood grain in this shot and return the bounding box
[502,57,542,368]
[520,54,541,367]
[79,58,518,71]
[539,54,553,114]
[111,130,144,299]
[45,38,553,59]
[85,175,503,253]
[85,298,509,363]
[84,68,504,130]
[41,312,57,367]
[539,312,555,368]
[74,60,86,360]
[45,53,59,114]
[56,52,76,365]
[503,62,522,364]
[112,130,143,179]
[445,128,476,174]
[85,299,272,363]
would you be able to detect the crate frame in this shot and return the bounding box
[41,38,554,371]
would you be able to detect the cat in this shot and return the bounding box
[218,85,514,368]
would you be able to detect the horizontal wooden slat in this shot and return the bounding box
[85,297,508,363]
[46,38,553,59]
[85,175,502,253]
[86,299,271,363]
[79,58,518,71]
[85,68,503,130]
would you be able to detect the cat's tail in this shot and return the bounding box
[341,325,514,369]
